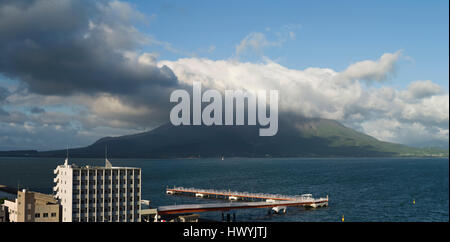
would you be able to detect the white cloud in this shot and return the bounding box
[404,80,442,99]
[235,24,301,57]
[235,32,276,56]
[159,51,449,146]
[337,51,401,83]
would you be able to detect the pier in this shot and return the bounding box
[0,185,18,195]
[166,186,328,203]
[160,186,328,216]
[157,199,328,215]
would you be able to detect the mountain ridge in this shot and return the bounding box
[1,117,446,158]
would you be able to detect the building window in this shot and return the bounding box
[43,213,48,217]
[51,213,56,217]
[35,213,40,218]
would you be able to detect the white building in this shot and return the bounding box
[53,158,142,222]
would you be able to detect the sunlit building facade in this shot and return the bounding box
[53,159,142,222]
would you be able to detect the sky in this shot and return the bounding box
[0,0,448,150]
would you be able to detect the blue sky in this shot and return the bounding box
[132,0,449,90]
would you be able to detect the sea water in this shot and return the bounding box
[0,157,448,222]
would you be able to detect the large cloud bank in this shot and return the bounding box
[159,54,448,147]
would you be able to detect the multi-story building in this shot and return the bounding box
[53,158,142,222]
[3,189,60,222]
[0,204,7,222]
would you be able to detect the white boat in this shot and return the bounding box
[271,206,287,214]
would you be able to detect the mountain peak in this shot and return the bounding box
[28,116,446,158]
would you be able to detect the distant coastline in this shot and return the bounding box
[0,150,447,159]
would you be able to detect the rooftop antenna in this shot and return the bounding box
[105,144,112,168]
[64,145,69,166]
